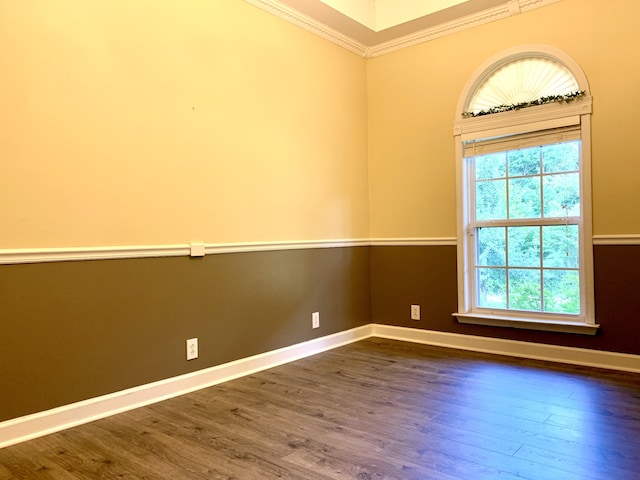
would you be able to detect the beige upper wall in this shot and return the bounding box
[367,0,640,238]
[0,0,369,248]
[3,0,638,249]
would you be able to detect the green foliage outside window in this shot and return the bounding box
[472,141,581,315]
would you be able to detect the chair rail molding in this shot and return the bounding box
[2,235,637,264]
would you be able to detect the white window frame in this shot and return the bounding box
[453,45,598,335]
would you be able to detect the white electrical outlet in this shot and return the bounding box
[312,312,320,329]
[410,305,420,321]
[186,338,198,360]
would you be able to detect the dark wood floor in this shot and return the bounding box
[2,338,640,479]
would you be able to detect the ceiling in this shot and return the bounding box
[317,0,472,31]
[245,0,560,57]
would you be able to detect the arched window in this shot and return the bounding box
[453,45,597,334]
[467,56,579,114]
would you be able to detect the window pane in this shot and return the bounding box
[544,269,580,314]
[508,226,540,267]
[508,147,540,177]
[477,227,506,266]
[542,141,580,173]
[508,177,541,219]
[477,268,506,308]
[476,179,507,220]
[543,173,580,217]
[476,152,506,180]
[543,225,579,268]
[467,136,586,319]
[509,269,541,311]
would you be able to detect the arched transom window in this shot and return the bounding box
[467,56,578,114]
[453,45,597,334]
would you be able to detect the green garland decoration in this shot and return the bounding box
[463,90,586,118]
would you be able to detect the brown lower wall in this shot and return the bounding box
[370,244,640,356]
[0,247,371,422]
[2,243,638,424]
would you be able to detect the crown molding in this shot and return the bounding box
[367,1,514,58]
[368,0,563,58]
[245,0,562,59]
[244,0,368,57]
[518,0,561,13]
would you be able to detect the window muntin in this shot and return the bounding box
[467,138,582,317]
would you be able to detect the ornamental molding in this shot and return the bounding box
[367,2,514,58]
[244,0,368,57]
[244,0,562,58]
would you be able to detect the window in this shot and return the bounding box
[453,46,597,334]
[470,133,582,314]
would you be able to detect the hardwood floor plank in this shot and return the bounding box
[73,422,211,480]
[35,431,140,479]
[99,412,304,480]
[0,464,12,480]
[432,410,640,471]
[513,444,639,480]
[0,442,83,480]
[256,361,551,432]
[545,411,640,434]
[412,419,523,456]
[217,370,528,461]
[282,442,460,480]
[137,406,338,479]
[384,438,585,480]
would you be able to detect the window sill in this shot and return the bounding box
[453,312,600,335]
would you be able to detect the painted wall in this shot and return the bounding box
[0,0,369,248]
[0,247,371,422]
[2,0,639,427]
[0,0,371,423]
[367,0,640,357]
[367,0,640,238]
[370,245,640,356]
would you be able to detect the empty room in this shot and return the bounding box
[1,0,639,478]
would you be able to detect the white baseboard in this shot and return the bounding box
[0,325,373,450]
[2,323,639,450]
[371,324,640,373]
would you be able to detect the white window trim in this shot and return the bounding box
[453,45,598,335]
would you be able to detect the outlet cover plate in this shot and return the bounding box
[186,338,198,360]
[312,312,320,329]
[411,305,420,321]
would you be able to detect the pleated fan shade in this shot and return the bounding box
[467,57,579,114]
